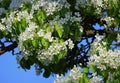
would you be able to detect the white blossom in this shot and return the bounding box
[101,16,114,27]
[0,23,5,31]
[44,32,53,42]
[18,22,38,58]
[54,65,83,83]
[95,33,105,42]
[37,29,53,42]
[67,39,74,49]
[54,12,82,25]
[1,11,16,32]
[16,10,33,22]
[88,41,120,70]
[90,75,103,83]
[1,9,33,32]
[37,38,74,66]
[31,0,70,16]
[37,40,67,65]
[44,1,59,16]
[91,0,103,7]
[37,29,45,37]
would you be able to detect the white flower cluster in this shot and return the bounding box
[37,29,53,42]
[18,22,38,59]
[90,0,108,7]
[75,0,117,15]
[75,0,105,9]
[53,12,82,25]
[1,11,15,32]
[88,41,120,70]
[54,65,83,83]
[95,33,105,42]
[1,9,33,32]
[32,0,70,16]
[0,0,32,15]
[16,10,33,22]
[37,39,74,66]
[90,73,103,83]
[67,39,74,49]
[101,16,114,27]
[75,0,88,9]
[4,0,75,65]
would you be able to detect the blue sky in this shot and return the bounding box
[0,51,55,83]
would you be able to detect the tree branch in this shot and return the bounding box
[0,42,18,55]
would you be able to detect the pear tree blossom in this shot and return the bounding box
[0,0,120,83]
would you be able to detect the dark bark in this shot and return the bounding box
[0,41,18,55]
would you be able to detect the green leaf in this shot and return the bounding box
[106,79,110,83]
[63,25,70,37]
[83,74,90,83]
[21,18,27,29]
[45,25,54,33]
[60,8,68,16]
[3,30,9,36]
[79,78,84,83]
[58,52,63,59]
[75,29,81,39]
[83,67,89,74]
[53,53,63,63]
[36,9,46,23]
[90,65,96,72]
[20,58,30,70]
[32,39,37,48]
[0,0,11,9]
[101,71,108,78]
[55,24,63,38]
[53,55,59,63]
[41,38,49,48]
[18,23,22,33]
[43,70,51,78]
[40,11,46,20]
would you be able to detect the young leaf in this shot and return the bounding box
[41,38,49,48]
[83,67,89,74]
[55,24,63,38]
[90,65,96,72]
[32,39,37,48]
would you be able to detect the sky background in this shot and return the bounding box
[0,50,55,83]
